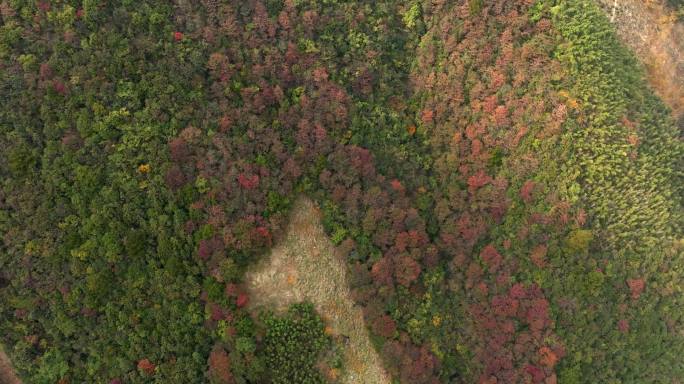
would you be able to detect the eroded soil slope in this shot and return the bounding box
[245,197,390,384]
[597,0,684,119]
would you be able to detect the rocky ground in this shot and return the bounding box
[597,0,684,123]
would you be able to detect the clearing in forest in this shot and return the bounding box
[245,197,390,384]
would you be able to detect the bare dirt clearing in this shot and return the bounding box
[598,0,684,119]
[245,197,390,384]
[0,347,20,384]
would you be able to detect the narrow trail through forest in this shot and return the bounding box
[0,347,20,384]
[598,0,684,120]
[245,197,391,384]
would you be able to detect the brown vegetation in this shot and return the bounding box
[245,197,390,384]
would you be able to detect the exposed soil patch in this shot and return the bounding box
[597,0,684,119]
[245,197,390,384]
[0,347,21,384]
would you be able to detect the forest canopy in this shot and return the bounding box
[0,0,681,383]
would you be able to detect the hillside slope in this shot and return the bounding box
[597,0,684,119]
[0,1,681,383]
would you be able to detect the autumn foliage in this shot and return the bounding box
[1,0,681,383]
[137,359,156,375]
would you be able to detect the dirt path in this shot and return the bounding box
[597,0,684,120]
[0,347,21,384]
[245,197,390,384]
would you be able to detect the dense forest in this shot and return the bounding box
[0,0,681,383]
